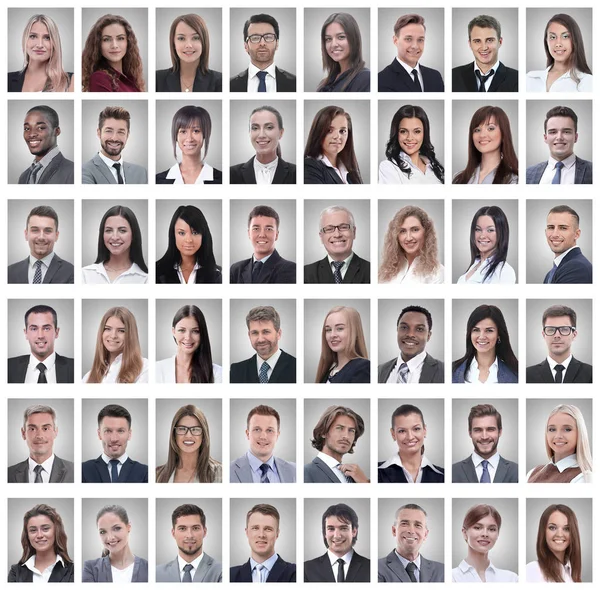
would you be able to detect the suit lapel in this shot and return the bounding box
[488,63,505,92]
[541,360,554,382]
[95,457,111,483]
[14,460,29,482]
[268,556,285,582]
[240,259,253,283]
[346,553,366,582]
[343,255,359,283]
[269,351,289,383]
[420,556,432,582]
[43,255,60,283]
[194,554,212,581]
[314,457,339,483]
[494,457,508,482]
[462,65,478,91]
[272,159,289,184]
[38,153,61,183]
[234,456,253,483]
[50,456,66,483]
[317,258,335,283]
[318,554,336,581]
[564,358,581,383]
[257,251,281,283]
[419,354,434,383]
[118,457,134,482]
[390,60,413,91]
[242,158,257,184]
[166,70,181,92]
[93,155,117,184]
[55,354,67,383]
[387,551,411,582]
[574,158,585,184]
[17,356,29,383]
[461,459,478,482]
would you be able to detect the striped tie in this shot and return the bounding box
[33,259,43,284]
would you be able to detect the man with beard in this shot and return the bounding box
[82,106,147,184]
[452,404,518,483]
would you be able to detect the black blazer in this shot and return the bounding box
[82,456,148,483]
[452,61,518,92]
[320,358,370,384]
[155,67,222,92]
[8,353,74,384]
[156,263,222,284]
[8,254,75,284]
[230,156,296,184]
[526,357,592,384]
[304,552,370,583]
[378,60,444,92]
[377,353,444,384]
[230,249,296,284]
[230,556,296,582]
[230,350,296,384]
[155,167,222,184]
[8,560,74,582]
[230,66,296,92]
[378,462,444,483]
[304,254,370,284]
[304,157,358,184]
[8,69,73,92]
[543,247,592,284]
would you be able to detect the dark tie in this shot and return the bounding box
[37,363,48,384]
[475,69,494,91]
[406,561,418,582]
[411,69,423,92]
[332,261,344,284]
[251,260,263,283]
[397,363,409,384]
[480,459,491,483]
[257,71,267,92]
[113,162,124,184]
[544,264,558,284]
[109,459,120,482]
[33,259,43,284]
[336,558,345,583]
[34,464,44,483]
[554,364,565,383]
[552,161,564,184]
[259,463,270,483]
[259,361,269,384]
[182,563,193,582]
[28,162,43,184]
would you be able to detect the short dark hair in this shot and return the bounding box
[171,105,212,160]
[548,205,580,228]
[98,106,131,132]
[26,206,59,231]
[26,105,59,129]
[246,503,280,528]
[243,14,279,40]
[393,14,425,36]
[544,106,578,133]
[391,404,425,429]
[322,504,359,548]
[468,404,502,432]
[171,504,206,528]
[468,15,501,39]
[247,205,280,229]
[247,405,281,430]
[97,404,132,429]
[543,305,577,327]
[396,305,433,331]
[24,305,58,329]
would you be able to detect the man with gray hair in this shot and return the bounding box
[304,205,370,283]
[8,404,74,483]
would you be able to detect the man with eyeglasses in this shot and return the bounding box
[526,305,592,383]
[231,14,296,92]
[304,206,370,284]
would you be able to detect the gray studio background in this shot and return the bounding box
[155,298,222,367]
[378,8,445,83]
[8,100,74,184]
[303,397,370,477]
[7,298,74,358]
[229,398,296,468]
[304,8,370,92]
[7,398,74,466]
[156,498,222,565]
[452,298,519,362]
[230,8,296,79]
[7,498,73,569]
[452,8,518,71]
[81,100,148,169]
[304,199,370,267]
[230,298,296,363]
[304,100,371,184]
[378,498,444,566]
[155,99,223,173]
[8,8,74,73]
[230,498,296,565]
[304,498,370,560]
[452,498,518,573]
[452,100,518,179]
[7,199,74,266]
[526,299,592,366]
[525,199,592,284]
[526,8,593,72]
[452,398,518,467]
[230,199,296,263]
[81,299,148,375]
[452,199,518,283]
[304,298,370,383]
[378,299,444,367]
[82,498,148,561]
[82,8,148,89]
[526,498,592,582]
[155,398,222,470]
[156,8,222,75]
[526,100,592,166]
[526,398,592,473]
[378,100,445,171]
[230,99,297,165]
[82,398,148,464]
[378,398,444,468]
[81,199,148,268]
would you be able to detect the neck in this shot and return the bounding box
[106,252,131,269]
[254,249,273,262]
[330,250,351,262]
[34,148,53,162]
[179,451,198,471]
[550,61,569,74]
[409,152,421,167]
[176,349,194,366]
[326,152,337,168]
[179,253,196,269]
[335,351,351,370]
[251,450,273,462]
[31,450,53,464]
[553,451,572,463]
[476,60,493,75]
[101,148,121,162]
[108,350,121,364]
[109,545,134,568]
[338,59,350,73]
[251,551,275,564]
[252,59,273,70]
[479,248,495,262]
[398,547,419,563]
[398,450,422,471]
[480,151,501,172]
[27,60,47,73]
[179,548,203,562]
[181,153,203,169]
[405,252,418,267]
[550,350,570,364]
[256,151,277,165]
[400,350,419,362]
[551,549,566,564]
[258,346,277,361]
[180,60,199,78]
[475,350,496,368]
[34,549,57,567]
[466,547,490,570]
[32,349,52,362]
[322,447,344,463]
[111,61,123,74]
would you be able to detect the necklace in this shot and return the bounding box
[104,264,130,272]
[181,77,194,92]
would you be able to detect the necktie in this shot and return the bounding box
[552,161,564,184]
[37,363,48,384]
[257,71,267,92]
[554,364,565,384]
[252,260,263,283]
[257,563,267,583]
[259,361,269,384]
[34,464,44,483]
[544,264,558,284]
[259,463,270,483]
[480,459,491,483]
[332,261,344,284]
[182,563,193,582]
[113,162,124,184]
[411,69,423,92]
[336,558,345,583]
[337,463,352,483]
[33,259,43,284]
[109,459,120,482]
[406,561,418,583]
[475,69,494,91]
[28,162,43,184]
[397,363,409,383]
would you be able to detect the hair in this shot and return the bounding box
[26,105,59,129]
[243,14,280,41]
[544,106,578,133]
[19,504,72,565]
[171,105,212,161]
[543,304,577,326]
[82,14,145,91]
[452,304,519,379]
[452,106,518,185]
[468,15,501,39]
[322,504,359,547]
[97,404,132,428]
[391,404,425,455]
[24,304,58,329]
[395,503,428,522]
[548,205,580,228]
[468,404,502,432]
[171,504,206,528]
[23,404,57,429]
[378,206,441,283]
[319,205,355,230]
[87,307,144,383]
[304,106,362,184]
[98,106,130,132]
[169,14,210,75]
[394,14,426,36]
[26,205,59,230]
[311,405,365,453]
[96,505,129,558]
[545,404,592,474]
[246,504,280,528]
[462,504,502,531]
[396,305,433,331]
[385,105,445,183]
[250,105,284,158]
[156,405,221,483]
[247,205,280,229]
[245,306,281,331]
[247,405,281,430]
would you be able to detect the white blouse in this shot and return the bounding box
[464,357,499,384]
[81,262,148,284]
[111,562,134,584]
[526,67,593,92]
[378,154,443,185]
[526,560,574,583]
[452,560,518,583]
[83,355,149,383]
[155,356,223,383]
[164,162,215,184]
[457,259,516,284]
[382,258,445,284]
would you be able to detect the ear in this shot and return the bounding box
[54,126,61,138]
[55,327,60,338]
[498,37,503,47]
[97,128,101,140]
[21,428,27,441]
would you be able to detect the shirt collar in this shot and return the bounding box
[24,554,64,573]
[552,453,579,472]
[396,57,420,75]
[28,453,55,473]
[247,450,276,472]
[554,246,578,267]
[396,350,427,372]
[255,156,278,171]
[101,451,129,465]
[547,354,572,371]
[328,549,353,566]
[248,62,277,80]
[317,451,342,471]
[474,59,500,75]
[250,552,279,571]
[177,552,204,574]
[98,150,123,169]
[29,351,56,369]
[166,162,215,184]
[88,262,146,278]
[378,453,443,475]
[318,154,349,178]
[548,153,576,170]
[253,252,273,264]
[34,145,61,168]
[256,347,282,368]
[327,252,354,269]
[395,551,421,571]
[458,559,498,574]
[472,451,500,470]
[29,251,55,269]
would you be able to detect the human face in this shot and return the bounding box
[23,111,59,160]
[398,117,424,157]
[319,210,355,261]
[248,319,281,360]
[543,315,576,361]
[394,24,425,68]
[172,515,206,559]
[468,26,502,71]
[100,23,127,70]
[545,212,580,256]
[27,515,56,555]
[393,508,429,559]
[325,22,350,69]
[463,514,499,555]
[325,515,357,557]
[545,511,570,561]
[177,124,204,159]
[102,316,126,358]
[27,21,52,64]
[175,415,203,455]
[244,22,278,69]
[398,216,425,260]
[24,311,59,361]
[246,414,280,461]
[174,20,203,65]
[250,110,283,162]
[472,117,502,155]
[547,412,578,462]
[25,215,59,259]
[22,412,57,462]
[97,416,131,459]
[248,215,278,259]
[175,218,202,259]
[98,118,129,160]
[544,116,578,161]
[546,22,573,66]
[391,413,426,457]
[323,415,356,461]
[325,311,350,356]
[469,416,501,460]
[321,114,348,164]
[98,512,131,555]
[246,512,279,562]
[173,316,201,356]
[397,311,430,361]
[103,215,132,259]
[470,318,498,356]
[474,215,497,258]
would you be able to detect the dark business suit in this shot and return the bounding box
[18,151,74,184]
[155,167,222,184]
[304,157,358,184]
[452,61,518,92]
[230,555,296,582]
[378,551,444,582]
[452,359,517,383]
[526,156,593,185]
[378,60,444,92]
[543,247,592,284]
[9,560,74,582]
[378,353,444,384]
[82,456,148,483]
[8,455,74,483]
[83,555,148,582]
[8,69,73,92]
[8,254,74,284]
[8,353,74,384]
[156,67,222,92]
[230,67,296,92]
[156,264,222,284]
[320,358,370,384]
[452,455,518,483]
[377,462,444,483]
[304,552,370,582]
[230,350,296,384]
[230,249,296,284]
[304,457,356,484]
[526,357,592,383]
[230,156,296,184]
[304,254,370,284]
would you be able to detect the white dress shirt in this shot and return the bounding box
[25,352,57,384]
[457,259,516,284]
[474,59,500,91]
[378,453,443,483]
[155,356,223,383]
[255,348,282,382]
[24,554,64,583]
[385,258,445,284]
[28,455,55,484]
[317,451,348,483]
[82,355,149,383]
[547,354,572,383]
[552,246,578,271]
[253,156,278,184]
[328,549,353,582]
[27,252,55,283]
[452,559,518,582]
[464,356,499,384]
[164,162,215,184]
[318,154,349,183]
[111,562,134,583]
[101,452,129,480]
[379,153,442,185]
[395,552,422,582]
[386,350,427,384]
[175,262,201,284]
[177,553,204,582]
[396,58,424,90]
[81,262,148,284]
[526,67,593,92]
[526,453,592,484]
[327,253,354,280]
[526,560,573,583]
[471,451,500,482]
[98,151,127,183]
[539,153,577,184]
[247,62,277,92]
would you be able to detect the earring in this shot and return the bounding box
[497,337,501,344]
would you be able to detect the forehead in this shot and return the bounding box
[30,21,49,34]
[26,311,54,327]
[249,413,278,429]
[175,514,203,527]
[102,23,127,37]
[28,215,57,230]
[399,117,423,130]
[177,414,201,427]
[330,414,356,430]
[101,117,128,131]
[548,412,576,427]
[250,110,279,126]
[326,515,352,528]
[470,26,498,40]
[248,512,277,527]
[330,114,348,129]
[250,215,277,227]
[325,311,346,326]
[545,315,573,326]
[547,212,573,226]
[248,319,276,332]
[325,21,345,36]
[470,514,498,527]
[398,23,425,37]
[547,22,569,35]
[105,315,125,328]
[175,21,198,36]
[98,512,125,527]
[476,116,498,128]
[393,412,423,429]
[174,218,193,232]
[175,316,199,329]
[400,215,423,229]
[322,210,351,225]
[397,508,426,523]
[26,412,55,425]
[248,22,275,36]
[399,311,428,326]
[104,215,130,228]
[546,116,575,130]
[24,111,51,126]
[100,416,129,429]
[548,511,569,526]
[28,515,53,528]
[473,318,497,330]
[471,415,498,429]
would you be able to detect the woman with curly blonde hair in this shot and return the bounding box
[379,206,444,284]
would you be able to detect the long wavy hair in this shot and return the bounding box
[19,504,72,565]
[453,106,518,185]
[87,307,144,383]
[96,505,129,558]
[385,105,444,183]
[378,206,441,283]
[311,405,365,453]
[169,14,210,75]
[156,405,221,483]
[82,14,145,91]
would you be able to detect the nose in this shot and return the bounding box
[111,38,119,48]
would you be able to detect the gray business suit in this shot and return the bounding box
[156,553,222,582]
[304,456,356,483]
[8,254,75,284]
[83,555,148,582]
[8,455,74,483]
[82,153,148,184]
[378,550,444,582]
[378,353,444,384]
[230,454,296,483]
[18,151,74,184]
[452,455,518,483]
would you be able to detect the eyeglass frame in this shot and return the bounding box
[320,223,354,234]
[246,33,278,44]
[174,425,203,436]
[543,325,577,336]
